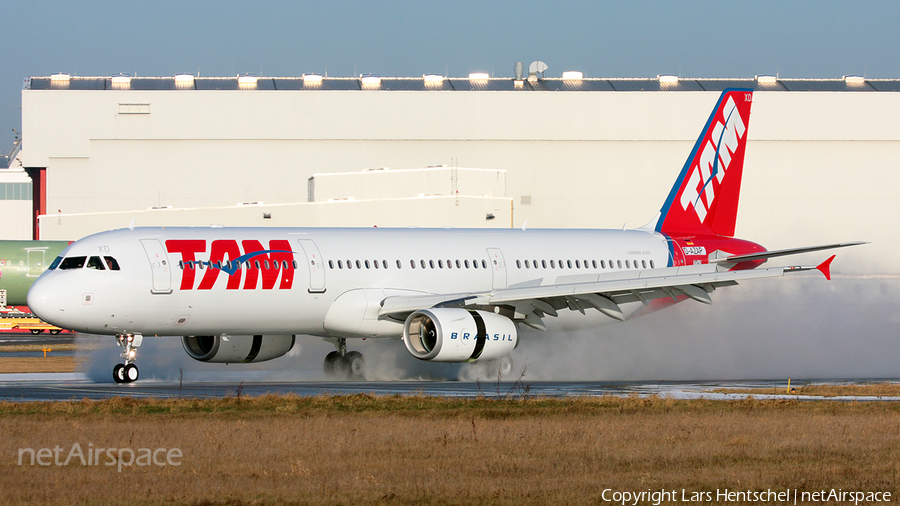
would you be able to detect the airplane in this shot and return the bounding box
[0,240,69,307]
[26,89,864,383]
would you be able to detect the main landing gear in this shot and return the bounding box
[113,333,143,383]
[322,337,365,380]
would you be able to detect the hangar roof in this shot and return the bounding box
[24,75,897,92]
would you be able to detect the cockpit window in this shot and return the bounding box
[48,256,63,270]
[104,257,120,270]
[59,256,86,270]
[87,256,106,270]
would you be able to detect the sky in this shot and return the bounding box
[2,0,899,151]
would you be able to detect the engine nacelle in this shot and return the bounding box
[182,334,295,363]
[402,308,517,362]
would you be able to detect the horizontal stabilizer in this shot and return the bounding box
[816,255,836,280]
[710,241,867,264]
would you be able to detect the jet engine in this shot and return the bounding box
[181,335,295,363]
[402,308,517,362]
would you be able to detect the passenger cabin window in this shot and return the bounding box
[397,260,402,269]
[59,256,86,270]
[481,260,487,269]
[86,256,106,270]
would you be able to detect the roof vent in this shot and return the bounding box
[514,62,524,80]
[238,74,258,89]
[111,73,131,90]
[50,73,70,88]
[303,73,323,84]
[843,75,866,85]
[658,74,679,85]
[423,74,444,87]
[360,74,381,87]
[756,75,778,85]
[175,74,195,90]
[528,61,548,81]
[562,71,583,80]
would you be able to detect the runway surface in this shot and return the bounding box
[1,375,898,402]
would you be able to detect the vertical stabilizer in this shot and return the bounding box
[656,89,753,237]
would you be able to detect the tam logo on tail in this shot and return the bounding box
[657,89,753,238]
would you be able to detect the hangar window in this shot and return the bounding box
[87,256,106,270]
[59,256,86,270]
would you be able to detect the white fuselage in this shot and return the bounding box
[28,226,671,338]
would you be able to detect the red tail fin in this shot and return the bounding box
[656,89,753,237]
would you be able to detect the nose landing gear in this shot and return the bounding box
[113,333,142,383]
[322,337,365,380]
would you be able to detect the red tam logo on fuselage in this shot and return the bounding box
[166,239,295,290]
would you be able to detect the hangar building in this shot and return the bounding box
[17,73,900,274]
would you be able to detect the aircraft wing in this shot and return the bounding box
[378,257,836,328]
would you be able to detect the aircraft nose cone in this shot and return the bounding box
[27,276,62,325]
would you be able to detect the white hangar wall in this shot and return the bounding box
[21,86,900,274]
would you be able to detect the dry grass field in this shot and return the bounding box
[2,394,899,505]
[712,382,900,398]
[0,342,78,373]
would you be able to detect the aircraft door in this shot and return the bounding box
[297,239,326,293]
[140,239,172,294]
[26,249,45,277]
[486,248,507,289]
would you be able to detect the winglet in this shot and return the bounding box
[816,255,836,280]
